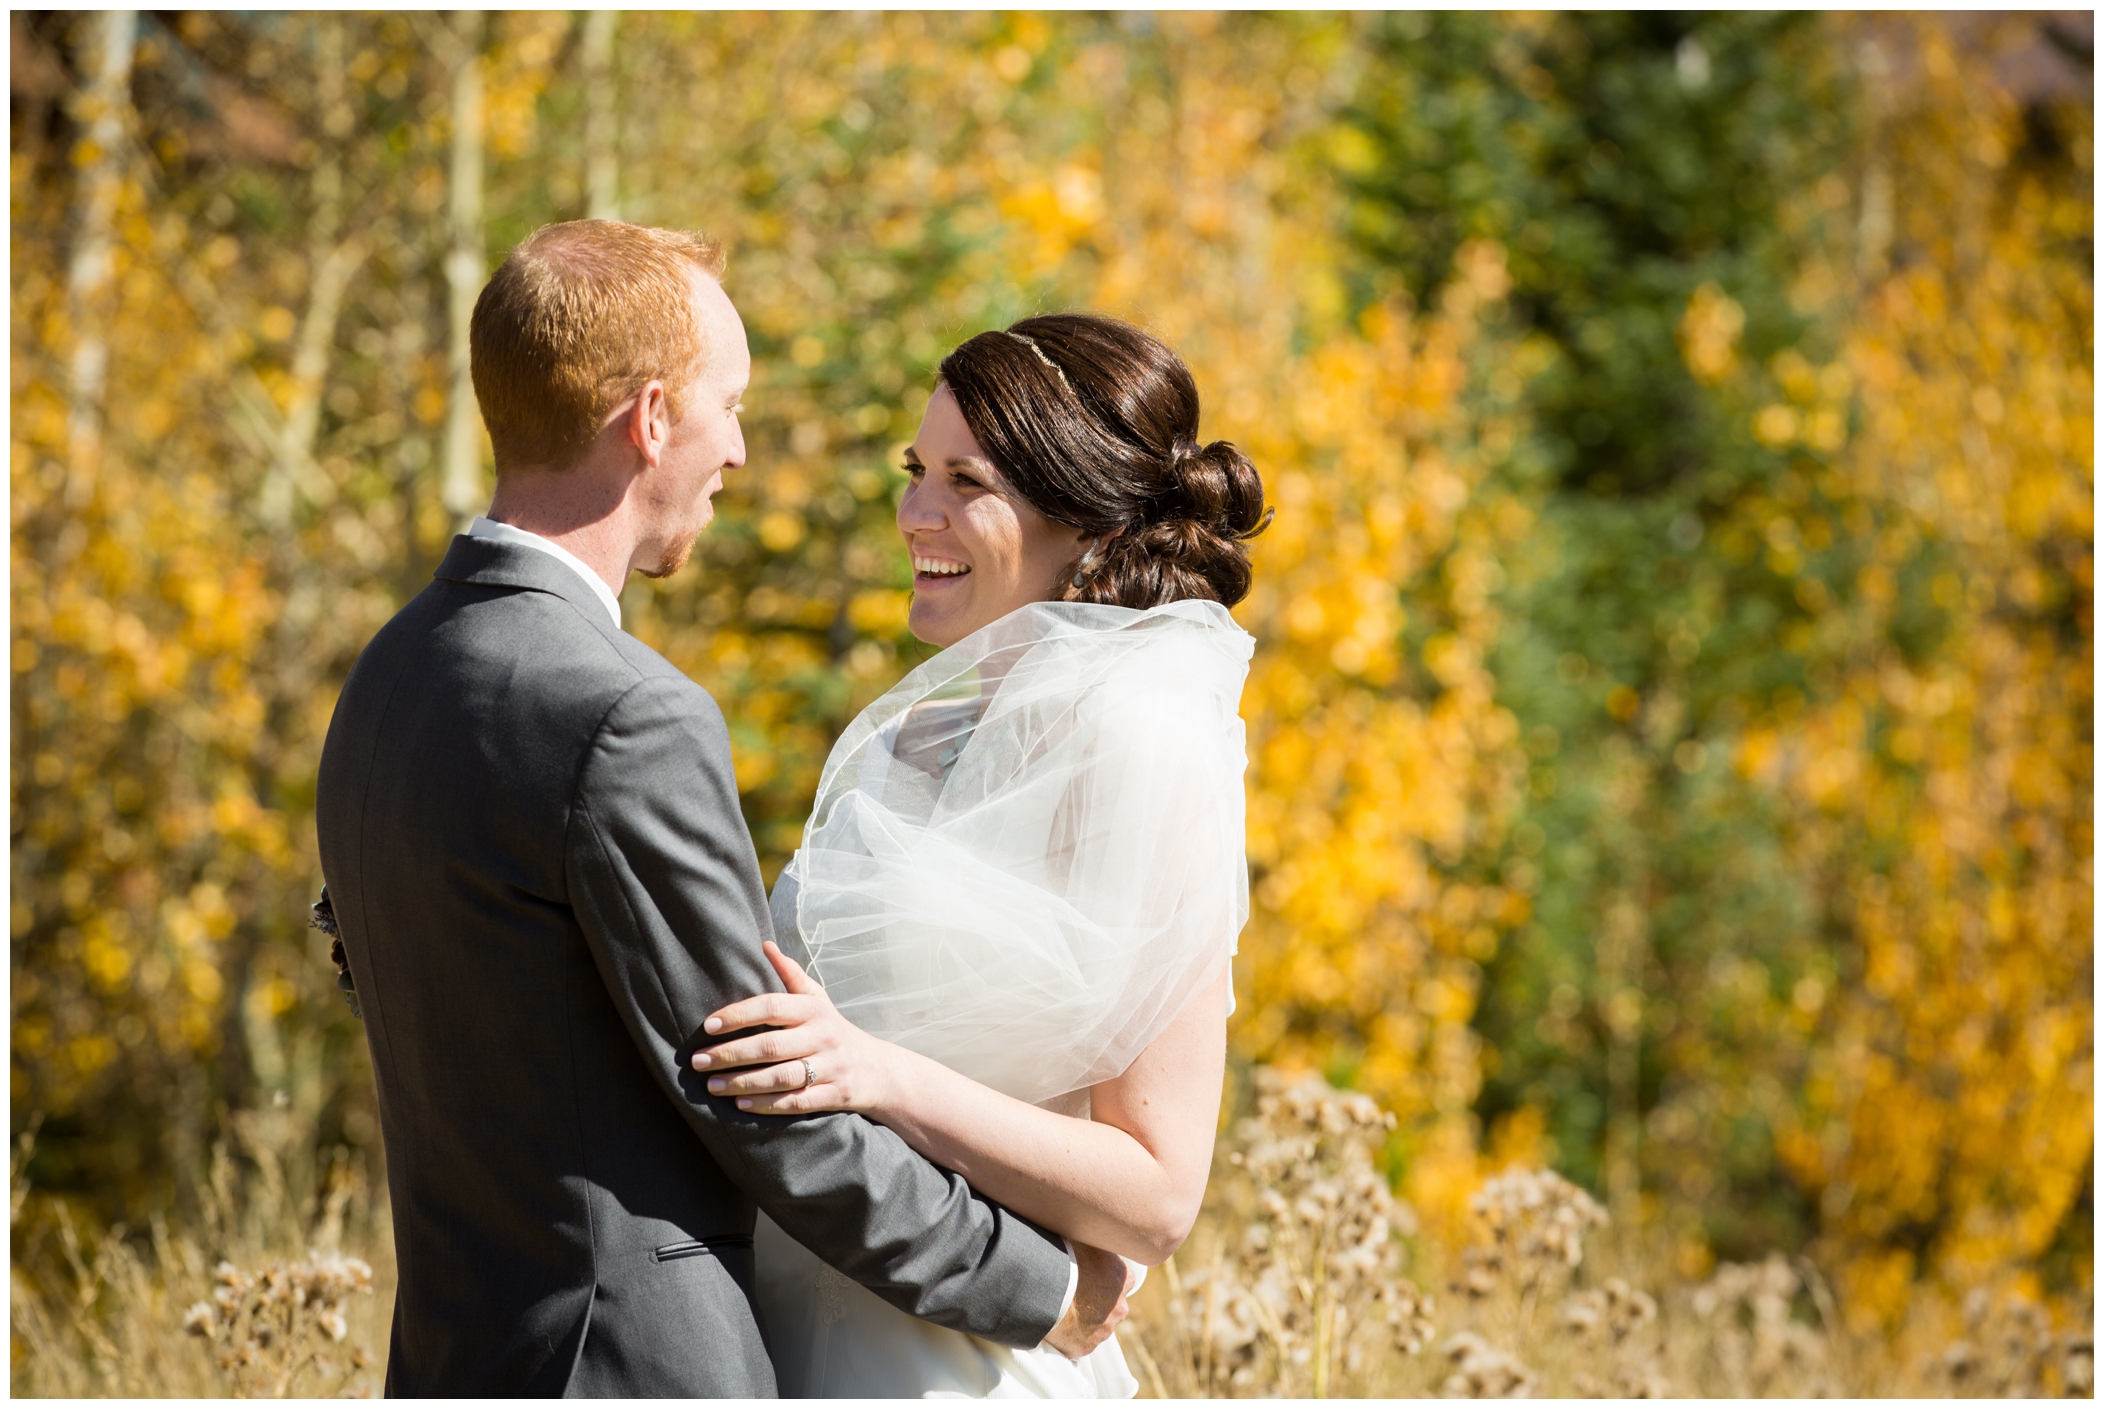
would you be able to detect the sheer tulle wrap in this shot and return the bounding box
[770,598,1252,1105]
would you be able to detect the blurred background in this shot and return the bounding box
[10,7,2091,1375]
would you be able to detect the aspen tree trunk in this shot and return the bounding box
[250,14,370,779]
[64,9,137,514]
[263,14,365,528]
[583,10,620,220]
[1854,38,1894,282]
[1600,892,1646,1229]
[1598,749,1652,1230]
[441,10,487,525]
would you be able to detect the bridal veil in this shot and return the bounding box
[771,598,1252,1104]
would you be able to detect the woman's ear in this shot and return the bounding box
[1075,525,1124,563]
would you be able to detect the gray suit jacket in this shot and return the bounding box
[315,537,1070,1397]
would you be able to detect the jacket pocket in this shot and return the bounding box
[652,1234,755,1264]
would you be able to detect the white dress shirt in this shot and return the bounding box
[468,516,623,629]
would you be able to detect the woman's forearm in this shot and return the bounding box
[694,947,1228,1265]
[871,1045,1195,1265]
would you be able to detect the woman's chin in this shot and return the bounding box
[907,602,965,649]
[910,585,1045,648]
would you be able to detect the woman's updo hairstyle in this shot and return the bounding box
[937,313,1271,609]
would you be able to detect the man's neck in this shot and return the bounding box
[485,467,637,599]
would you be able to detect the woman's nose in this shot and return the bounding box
[897,477,943,533]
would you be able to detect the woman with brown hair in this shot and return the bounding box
[694,313,1268,1398]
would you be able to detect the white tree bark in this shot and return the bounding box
[440,10,487,525]
[64,9,138,511]
[257,14,366,528]
[1855,39,1894,282]
[583,10,620,220]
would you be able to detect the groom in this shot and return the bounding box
[315,220,1125,1396]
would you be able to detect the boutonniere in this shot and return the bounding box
[309,885,362,1020]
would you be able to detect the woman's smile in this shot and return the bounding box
[911,552,971,583]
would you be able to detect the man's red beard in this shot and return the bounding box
[639,529,699,580]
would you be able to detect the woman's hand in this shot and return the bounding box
[690,942,899,1116]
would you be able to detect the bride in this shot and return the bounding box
[690,313,1268,1398]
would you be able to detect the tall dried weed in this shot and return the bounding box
[1120,1068,1428,1398]
[10,1114,392,1398]
[11,1068,2089,1397]
[1122,1068,2092,1398]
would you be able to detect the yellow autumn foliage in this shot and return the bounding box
[1759,17,2092,1320]
[9,12,2089,1362]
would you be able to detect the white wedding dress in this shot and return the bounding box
[752,599,1253,1399]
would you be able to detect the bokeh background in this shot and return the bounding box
[11,6,2091,1365]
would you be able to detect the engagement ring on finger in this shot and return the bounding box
[798,1058,816,1091]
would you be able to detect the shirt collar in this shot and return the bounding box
[466,517,623,629]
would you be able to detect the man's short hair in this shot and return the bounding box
[470,220,727,470]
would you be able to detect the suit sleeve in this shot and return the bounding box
[564,673,1070,1348]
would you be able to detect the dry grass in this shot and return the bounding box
[10,1115,394,1398]
[1119,1069,2094,1398]
[12,1071,2090,1397]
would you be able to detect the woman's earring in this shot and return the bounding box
[1071,546,1097,589]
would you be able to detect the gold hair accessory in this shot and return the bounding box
[1006,331,1074,391]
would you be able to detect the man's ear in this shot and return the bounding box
[626,380,670,468]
